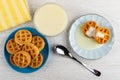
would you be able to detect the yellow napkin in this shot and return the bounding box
[0,0,31,31]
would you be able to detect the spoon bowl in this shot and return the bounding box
[54,45,73,58]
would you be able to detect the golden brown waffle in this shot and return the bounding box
[14,30,32,45]
[94,27,110,44]
[6,39,22,54]
[13,51,31,68]
[82,21,99,37]
[29,53,43,68]
[31,36,45,51]
[22,43,39,59]
[10,54,16,66]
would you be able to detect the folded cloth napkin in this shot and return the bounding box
[0,0,31,31]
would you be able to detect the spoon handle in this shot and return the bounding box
[71,56,101,77]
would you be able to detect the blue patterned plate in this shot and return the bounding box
[69,14,114,59]
[4,27,50,73]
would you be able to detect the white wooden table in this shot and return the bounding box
[0,0,120,80]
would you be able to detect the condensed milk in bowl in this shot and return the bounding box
[33,3,68,36]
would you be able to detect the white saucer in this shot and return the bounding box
[69,14,114,59]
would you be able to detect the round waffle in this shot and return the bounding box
[6,39,22,54]
[94,27,110,44]
[31,36,45,51]
[14,30,32,45]
[29,53,43,68]
[82,21,99,38]
[10,54,16,66]
[22,43,39,59]
[13,51,31,68]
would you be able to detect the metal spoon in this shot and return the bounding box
[53,45,101,77]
